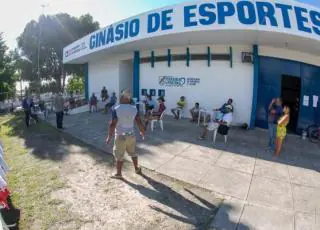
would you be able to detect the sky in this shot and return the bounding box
[0,0,319,50]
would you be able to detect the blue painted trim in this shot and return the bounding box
[133,51,140,101]
[84,63,89,101]
[229,47,233,68]
[168,49,171,67]
[151,51,155,68]
[186,47,190,67]
[207,47,211,67]
[250,45,259,129]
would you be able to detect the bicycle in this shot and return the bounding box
[307,107,320,143]
[308,124,320,143]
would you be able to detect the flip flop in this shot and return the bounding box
[135,167,142,175]
[110,174,123,180]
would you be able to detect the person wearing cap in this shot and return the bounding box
[106,90,145,179]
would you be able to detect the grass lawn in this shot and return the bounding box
[0,114,80,229]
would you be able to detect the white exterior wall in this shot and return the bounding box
[259,46,320,67]
[88,54,132,99]
[119,61,133,93]
[140,45,253,125]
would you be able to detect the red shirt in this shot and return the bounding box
[158,103,166,113]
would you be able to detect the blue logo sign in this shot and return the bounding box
[159,76,200,87]
[65,42,87,58]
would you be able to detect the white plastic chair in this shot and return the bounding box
[176,108,185,119]
[213,129,228,144]
[151,110,166,132]
[198,109,213,126]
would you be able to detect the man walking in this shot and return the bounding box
[54,92,65,129]
[106,90,145,179]
[22,95,32,127]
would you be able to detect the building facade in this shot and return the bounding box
[63,0,320,132]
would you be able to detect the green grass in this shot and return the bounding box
[0,114,81,229]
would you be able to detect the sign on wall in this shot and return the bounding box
[63,0,320,63]
[159,76,200,87]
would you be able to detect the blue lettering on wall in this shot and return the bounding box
[256,2,278,27]
[98,31,106,47]
[275,3,293,28]
[85,1,320,53]
[115,24,124,41]
[148,13,161,33]
[130,19,140,37]
[184,5,198,27]
[295,7,312,33]
[89,35,95,49]
[106,26,114,44]
[199,3,216,25]
[124,21,129,39]
[237,1,256,25]
[310,10,320,35]
[162,9,173,30]
[217,2,235,24]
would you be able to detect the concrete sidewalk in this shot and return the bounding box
[46,112,320,229]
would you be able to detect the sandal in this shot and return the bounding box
[110,174,123,179]
[198,136,205,140]
[135,167,142,175]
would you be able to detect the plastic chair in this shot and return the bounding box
[176,108,185,119]
[151,110,166,132]
[213,129,228,144]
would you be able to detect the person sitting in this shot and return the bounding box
[214,98,234,115]
[198,112,233,140]
[89,93,98,113]
[144,95,156,115]
[144,97,166,127]
[171,96,186,119]
[190,102,200,123]
[105,92,117,113]
[101,86,108,102]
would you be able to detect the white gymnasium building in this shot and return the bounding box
[63,0,320,132]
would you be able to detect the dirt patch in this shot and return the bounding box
[1,115,223,229]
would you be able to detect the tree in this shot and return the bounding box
[66,74,84,94]
[0,33,17,101]
[17,13,99,92]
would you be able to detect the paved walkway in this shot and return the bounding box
[46,112,320,229]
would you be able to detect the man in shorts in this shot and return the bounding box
[106,90,145,179]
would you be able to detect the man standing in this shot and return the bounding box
[89,93,98,113]
[22,95,32,127]
[54,92,65,129]
[267,98,283,151]
[106,90,145,179]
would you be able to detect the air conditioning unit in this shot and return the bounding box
[242,52,254,63]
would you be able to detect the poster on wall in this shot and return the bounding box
[158,76,200,87]
[303,96,309,107]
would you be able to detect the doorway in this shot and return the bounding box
[281,75,301,133]
[119,60,133,94]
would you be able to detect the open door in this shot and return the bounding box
[281,75,301,133]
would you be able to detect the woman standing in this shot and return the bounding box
[274,106,290,156]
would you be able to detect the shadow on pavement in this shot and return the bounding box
[122,173,250,229]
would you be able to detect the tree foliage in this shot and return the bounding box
[66,75,84,94]
[0,33,17,101]
[17,13,99,92]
